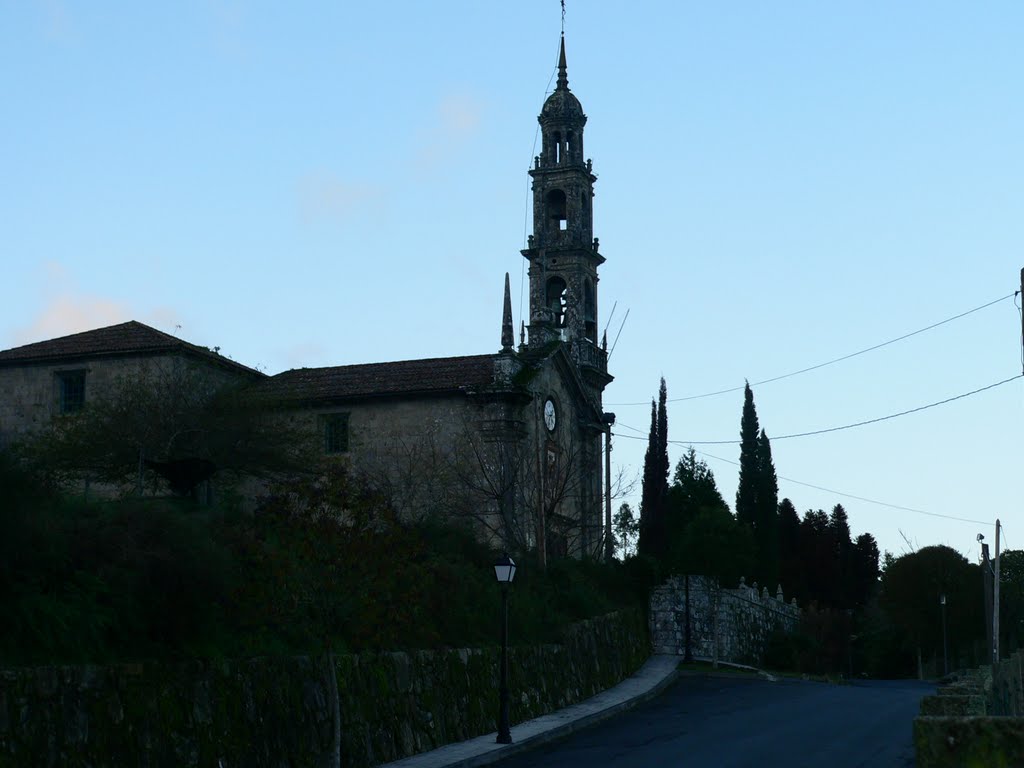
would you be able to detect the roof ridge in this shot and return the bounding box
[271,352,497,377]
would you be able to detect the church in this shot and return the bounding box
[0,36,615,561]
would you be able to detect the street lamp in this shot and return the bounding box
[494,553,516,744]
[940,594,949,677]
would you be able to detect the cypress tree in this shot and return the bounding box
[657,377,669,496]
[735,382,760,530]
[637,399,659,559]
[756,429,779,588]
[638,379,671,562]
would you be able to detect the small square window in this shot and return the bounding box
[322,413,349,454]
[57,371,86,414]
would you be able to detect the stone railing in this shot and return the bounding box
[650,575,800,664]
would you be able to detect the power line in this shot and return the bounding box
[695,449,993,527]
[612,425,992,527]
[617,374,1022,445]
[607,293,1015,406]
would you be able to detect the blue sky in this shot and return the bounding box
[2,1,1022,563]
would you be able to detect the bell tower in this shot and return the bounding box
[522,35,609,392]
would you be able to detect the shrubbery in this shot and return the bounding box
[0,455,645,665]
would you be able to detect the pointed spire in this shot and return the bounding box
[501,272,514,351]
[556,34,569,91]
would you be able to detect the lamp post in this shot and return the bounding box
[940,594,949,677]
[494,553,516,744]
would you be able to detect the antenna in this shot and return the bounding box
[607,308,629,362]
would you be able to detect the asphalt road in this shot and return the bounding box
[495,675,934,768]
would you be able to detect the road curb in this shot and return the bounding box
[408,666,681,768]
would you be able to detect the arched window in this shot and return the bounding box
[553,131,561,164]
[546,189,567,232]
[546,276,568,327]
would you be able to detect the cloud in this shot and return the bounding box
[416,92,485,173]
[296,172,382,223]
[7,263,182,347]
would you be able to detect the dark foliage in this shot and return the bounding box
[0,456,643,665]
[638,379,670,561]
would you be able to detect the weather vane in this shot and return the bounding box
[561,0,566,35]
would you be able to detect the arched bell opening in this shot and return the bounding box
[546,276,568,327]
[546,189,567,232]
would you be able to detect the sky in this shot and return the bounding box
[2,1,1022,564]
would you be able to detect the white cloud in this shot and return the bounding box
[7,263,182,346]
[415,91,485,173]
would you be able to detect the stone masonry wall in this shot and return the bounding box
[0,608,648,768]
[650,576,800,665]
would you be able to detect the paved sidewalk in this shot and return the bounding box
[378,655,679,768]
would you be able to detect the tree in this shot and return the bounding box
[735,384,779,587]
[850,532,881,608]
[996,549,1024,654]
[735,382,760,531]
[828,504,853,606]
[879,545,984,676]
[613,502,639,560]
[798,509,836,607]
[657,377,669,506]
[755,429,779,588]
[23,361,314,499]
[778,498,802,599]
[665,447,728,554]
[638,379,670,561]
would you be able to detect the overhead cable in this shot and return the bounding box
[607,292,1015,406]
[615,374,1022,445]
[612,425,993,527]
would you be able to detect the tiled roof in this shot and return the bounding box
[257,354,499,403]
[0,320,262,376]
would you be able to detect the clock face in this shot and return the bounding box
[544,399,557,432]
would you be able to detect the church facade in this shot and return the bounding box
[0,36,615,560]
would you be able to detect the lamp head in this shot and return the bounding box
[494,553,517,584]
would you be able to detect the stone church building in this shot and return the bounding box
[0,37,615,559]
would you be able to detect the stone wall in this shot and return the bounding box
[649,576,800,664]
[0,608,647,768]
[913,653,1024,767]
[0,353,248,447]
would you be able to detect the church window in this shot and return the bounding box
[322,413,349,454]
[57,370,86,414]
[546,189,567,232]
[553,131,561,164]
[546,276,567,327]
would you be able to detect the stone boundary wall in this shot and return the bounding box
[914,652,1024,767]
[649,576,800,664]
[0,608,648,768]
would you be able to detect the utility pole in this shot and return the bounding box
[993,519,1001,663]
[980,535,993,661]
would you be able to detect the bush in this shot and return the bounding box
[0,458,646,664]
